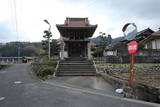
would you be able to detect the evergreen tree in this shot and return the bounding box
[93,34,112,57]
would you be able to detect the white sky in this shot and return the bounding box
[0,0,160,42]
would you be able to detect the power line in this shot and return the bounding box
[13,0,19,41]
[82,0,98,9]
[9,0,14,34]
[12,0,20,62]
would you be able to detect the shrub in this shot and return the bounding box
[45,60,57,67]
[31,59,58,80]
[35,65,55,80]
[0,64,12,70]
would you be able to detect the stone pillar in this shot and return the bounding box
[84,45,86,57]
[60,43,65,60]
[87,42,91,60]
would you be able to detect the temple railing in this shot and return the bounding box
[54,60,60,77]
[91,57,99,74]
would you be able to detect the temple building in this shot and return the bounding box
[56,17,97,60]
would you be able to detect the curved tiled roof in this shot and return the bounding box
[56,17,97,37]
[56,17,97,28]
[151,30,160,36]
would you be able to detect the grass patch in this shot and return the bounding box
[0,63,13,70]
[0,63,13,66]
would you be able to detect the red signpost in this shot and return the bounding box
[127,41,138,84]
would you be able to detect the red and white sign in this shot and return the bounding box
[127,41,138,54]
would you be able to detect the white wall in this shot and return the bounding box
[156,39,160,49]
[145,39,160,49]
[152,40,156,49]
[103,50,117,56]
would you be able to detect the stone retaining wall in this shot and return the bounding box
[124,83,160,103]
[97,64,160,72]
[106,56,160,63]
[101,73,127,89]
[101,73,160,103]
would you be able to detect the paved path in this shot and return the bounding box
[0,64,159,107]
[45,76,121,97]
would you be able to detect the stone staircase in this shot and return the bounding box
[55,57,96,76]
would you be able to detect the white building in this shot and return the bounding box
[142,30,160,49]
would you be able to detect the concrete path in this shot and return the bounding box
[0,64,159,107]
[45,76,121,97]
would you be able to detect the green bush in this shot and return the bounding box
[31,59,57,80]
[45,60,57,67]
[0,64,12,70]
[35,65,54,79]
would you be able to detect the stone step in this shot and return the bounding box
[60,62,92,64]
[56,57,96,76]
[57,70,96,73]
[57,70,96,72]
[58,67,95,69]
[60,63,93,65]
[61,60,92,62]
[56,70,96,76]
[59,65,93,67]
[55,73,96,76]
[59,65,94,67]
[58,68,95,70]
[58,65,95,68]
[65,57,87,61]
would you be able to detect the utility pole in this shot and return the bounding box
[18,46,20,63]
[43,19,52,60]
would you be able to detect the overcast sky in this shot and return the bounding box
[0,0,160,42]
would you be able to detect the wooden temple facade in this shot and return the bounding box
[56,18,97,60]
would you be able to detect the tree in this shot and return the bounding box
[108,34,112,45]
[42,40,48,51]
[92,34,112,57]
[50,39,60,56]
[138,43,145,50]
[41,39,60,57]
[0,42,40,57]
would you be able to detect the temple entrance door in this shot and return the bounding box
[71,47,81,57]
[69,42,85,57]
